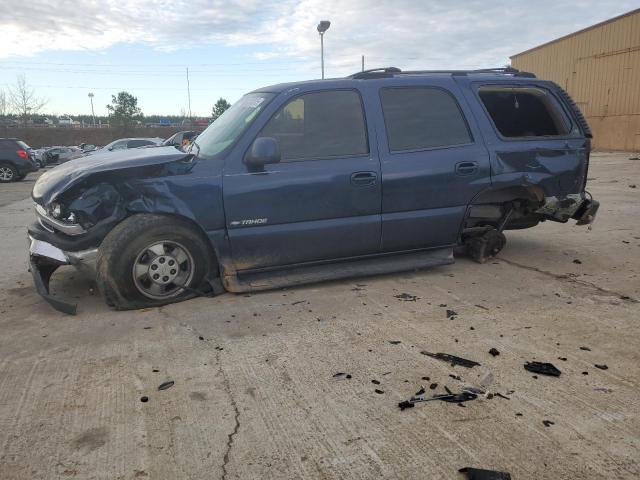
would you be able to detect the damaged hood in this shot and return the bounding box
[32,146,194,205]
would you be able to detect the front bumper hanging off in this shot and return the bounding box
[28,236,98,315]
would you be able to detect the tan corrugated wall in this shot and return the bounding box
[511,9,640,151]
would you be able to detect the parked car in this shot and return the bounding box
[43,146,83,164]
[89,137,163,154]
[78,143,98,153]
[162,131,197,148]
[0,138,38,182]
[28,67,599,313]
[33,148,50,167]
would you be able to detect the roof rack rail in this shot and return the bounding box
[348,66,536,79]
[349,67,402,79]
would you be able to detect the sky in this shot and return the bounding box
[0,0,637,117]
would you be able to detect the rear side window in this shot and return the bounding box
[128,139,154,148]
[478,86,571,137]
[380,87,472,152]
[259,90,368,161]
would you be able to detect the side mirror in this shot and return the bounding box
[245,137,280,171]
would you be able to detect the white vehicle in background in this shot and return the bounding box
[58,115,73,127]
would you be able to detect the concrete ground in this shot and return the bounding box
[0,152,639,479]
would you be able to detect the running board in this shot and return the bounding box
[224,247,454,293]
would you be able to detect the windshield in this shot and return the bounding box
[195,92,275,158]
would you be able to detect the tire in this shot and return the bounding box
[0,163,17,183]
[96,214,214,310]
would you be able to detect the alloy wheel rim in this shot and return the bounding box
[0,167,14,181]
[132,240,194,300]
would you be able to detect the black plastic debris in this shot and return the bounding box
[543,420,555,427]
[374,389,384,395]
[582,371,589,375]
[395,293,418,301]
[333,372,352,380]
[422,376,430,381]
[414,387,426,396]
[494,393,510,400]
[558,357,567,361]
[158,381,175,391]
[449,374,461,381]
[489,348,500,357]
[198,336,204,341]
[459,467,511,480]
[140,396,149,403]
[421,351,481,368]
[579,346,591,351]
[524,361,561,377]
[573,259,582,264]
[429,383,438,390]
[388,340,402,345]
[398,388,477,410]
[594,364,608,370]
[446,309,457,319]
[371,379,380,385]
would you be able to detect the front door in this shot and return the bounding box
[373,81,491,251]
[223,88,381,271]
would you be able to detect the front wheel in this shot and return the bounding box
[96,214,215,310]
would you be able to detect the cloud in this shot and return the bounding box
[2,0,638,73]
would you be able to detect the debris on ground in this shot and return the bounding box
[421,351,481,368]
[573,259,582,264]
[388,340,402,345]
[580,346,591,351]
[374,389,384,395]
[446,309,458,319]
[140,396,149,403]
[398,383,481,411]
[158,381,175,391]
[558,357,567,361]
[594,387,613,393]
[630,184,637,188]
[543,420,555,427]
[333,372,352,380]
[459,467,512,479]
[395,293,418,301]
[449,374,461,381]
[489,348,500,357]
[371,379,380,385]
[595,364,609,370]
[524,361,561,377]
[429,383,438,390]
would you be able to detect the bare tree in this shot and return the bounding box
[9,74,47,126]
[0,90,7,118]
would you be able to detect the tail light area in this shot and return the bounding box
[17,149,28,159]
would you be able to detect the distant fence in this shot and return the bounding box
[0,126,206,148]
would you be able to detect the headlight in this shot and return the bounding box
[50,203,62,219]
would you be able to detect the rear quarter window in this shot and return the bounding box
[380,87,472,152]
[478,86,572,138]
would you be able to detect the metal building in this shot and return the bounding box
[510,8,640,151]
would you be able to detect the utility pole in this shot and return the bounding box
[361,55,364,72]
[88,92,96,127]
[186,67,192,125]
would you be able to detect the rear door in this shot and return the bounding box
[374,79,491,252]
[223,88,382,271]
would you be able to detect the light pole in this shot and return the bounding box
[88,93,96,127]
[317,20,331,79]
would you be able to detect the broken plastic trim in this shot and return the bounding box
[29,256,77,315]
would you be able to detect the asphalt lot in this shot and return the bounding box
[0,152,639,479]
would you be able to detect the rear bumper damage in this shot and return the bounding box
[536,193,600,225]
[28,236,97,315]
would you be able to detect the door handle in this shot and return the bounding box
[455,161,479,176]
[351,171,378,186]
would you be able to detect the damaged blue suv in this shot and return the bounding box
[28,67,599,314]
